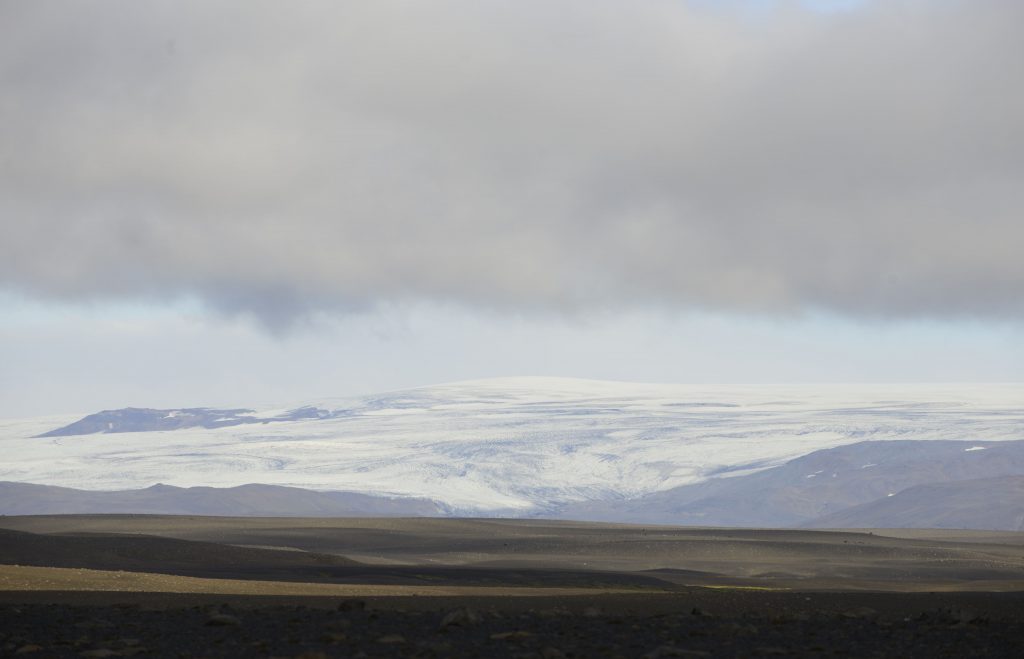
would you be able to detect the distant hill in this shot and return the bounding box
[555,440,1024,529]
[0,482,446,517]
[805,476,1024,531]
[0,527,360,575]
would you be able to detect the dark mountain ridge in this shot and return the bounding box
[554,439,1024,529]
[0,481,445,517]
[805,475,1024,531]
[36,406,333,437]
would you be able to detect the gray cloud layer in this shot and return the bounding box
[2,1,1022,326]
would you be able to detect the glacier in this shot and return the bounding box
[2,377,1022,514]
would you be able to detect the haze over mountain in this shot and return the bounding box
[3,378,1023,530]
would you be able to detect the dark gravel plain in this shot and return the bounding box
[2,516,1024,657]
[3,591,1024,658]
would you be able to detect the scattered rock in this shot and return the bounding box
[440,607,483,629]
[535,607,570,617]
[490,631,534,641]
[420,640,454,653]
[721,622,759,635]
[206,613,242,627]
[644,646,712,658]
[949,608,986,625]
[338,600,366,612]
[841,607,878,619]
[15,645,43,655]
[321,632,347,643]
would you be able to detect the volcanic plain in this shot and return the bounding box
[1,515,1023,657]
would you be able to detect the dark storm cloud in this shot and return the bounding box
[1,0,1022,326]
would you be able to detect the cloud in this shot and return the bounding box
[1,0,1022,327]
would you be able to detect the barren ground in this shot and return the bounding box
[1,516,1023,656]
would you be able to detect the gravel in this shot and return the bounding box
[2,600,1021,658]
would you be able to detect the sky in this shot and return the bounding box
[1,0,1022,416]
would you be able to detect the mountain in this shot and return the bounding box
[554,439,1024,528]
[3,378,1023,520]
[804,476,1024,531]
[0,481,445,517]
[37,406,332,437]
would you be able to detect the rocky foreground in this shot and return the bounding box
[2,595,1023,658]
